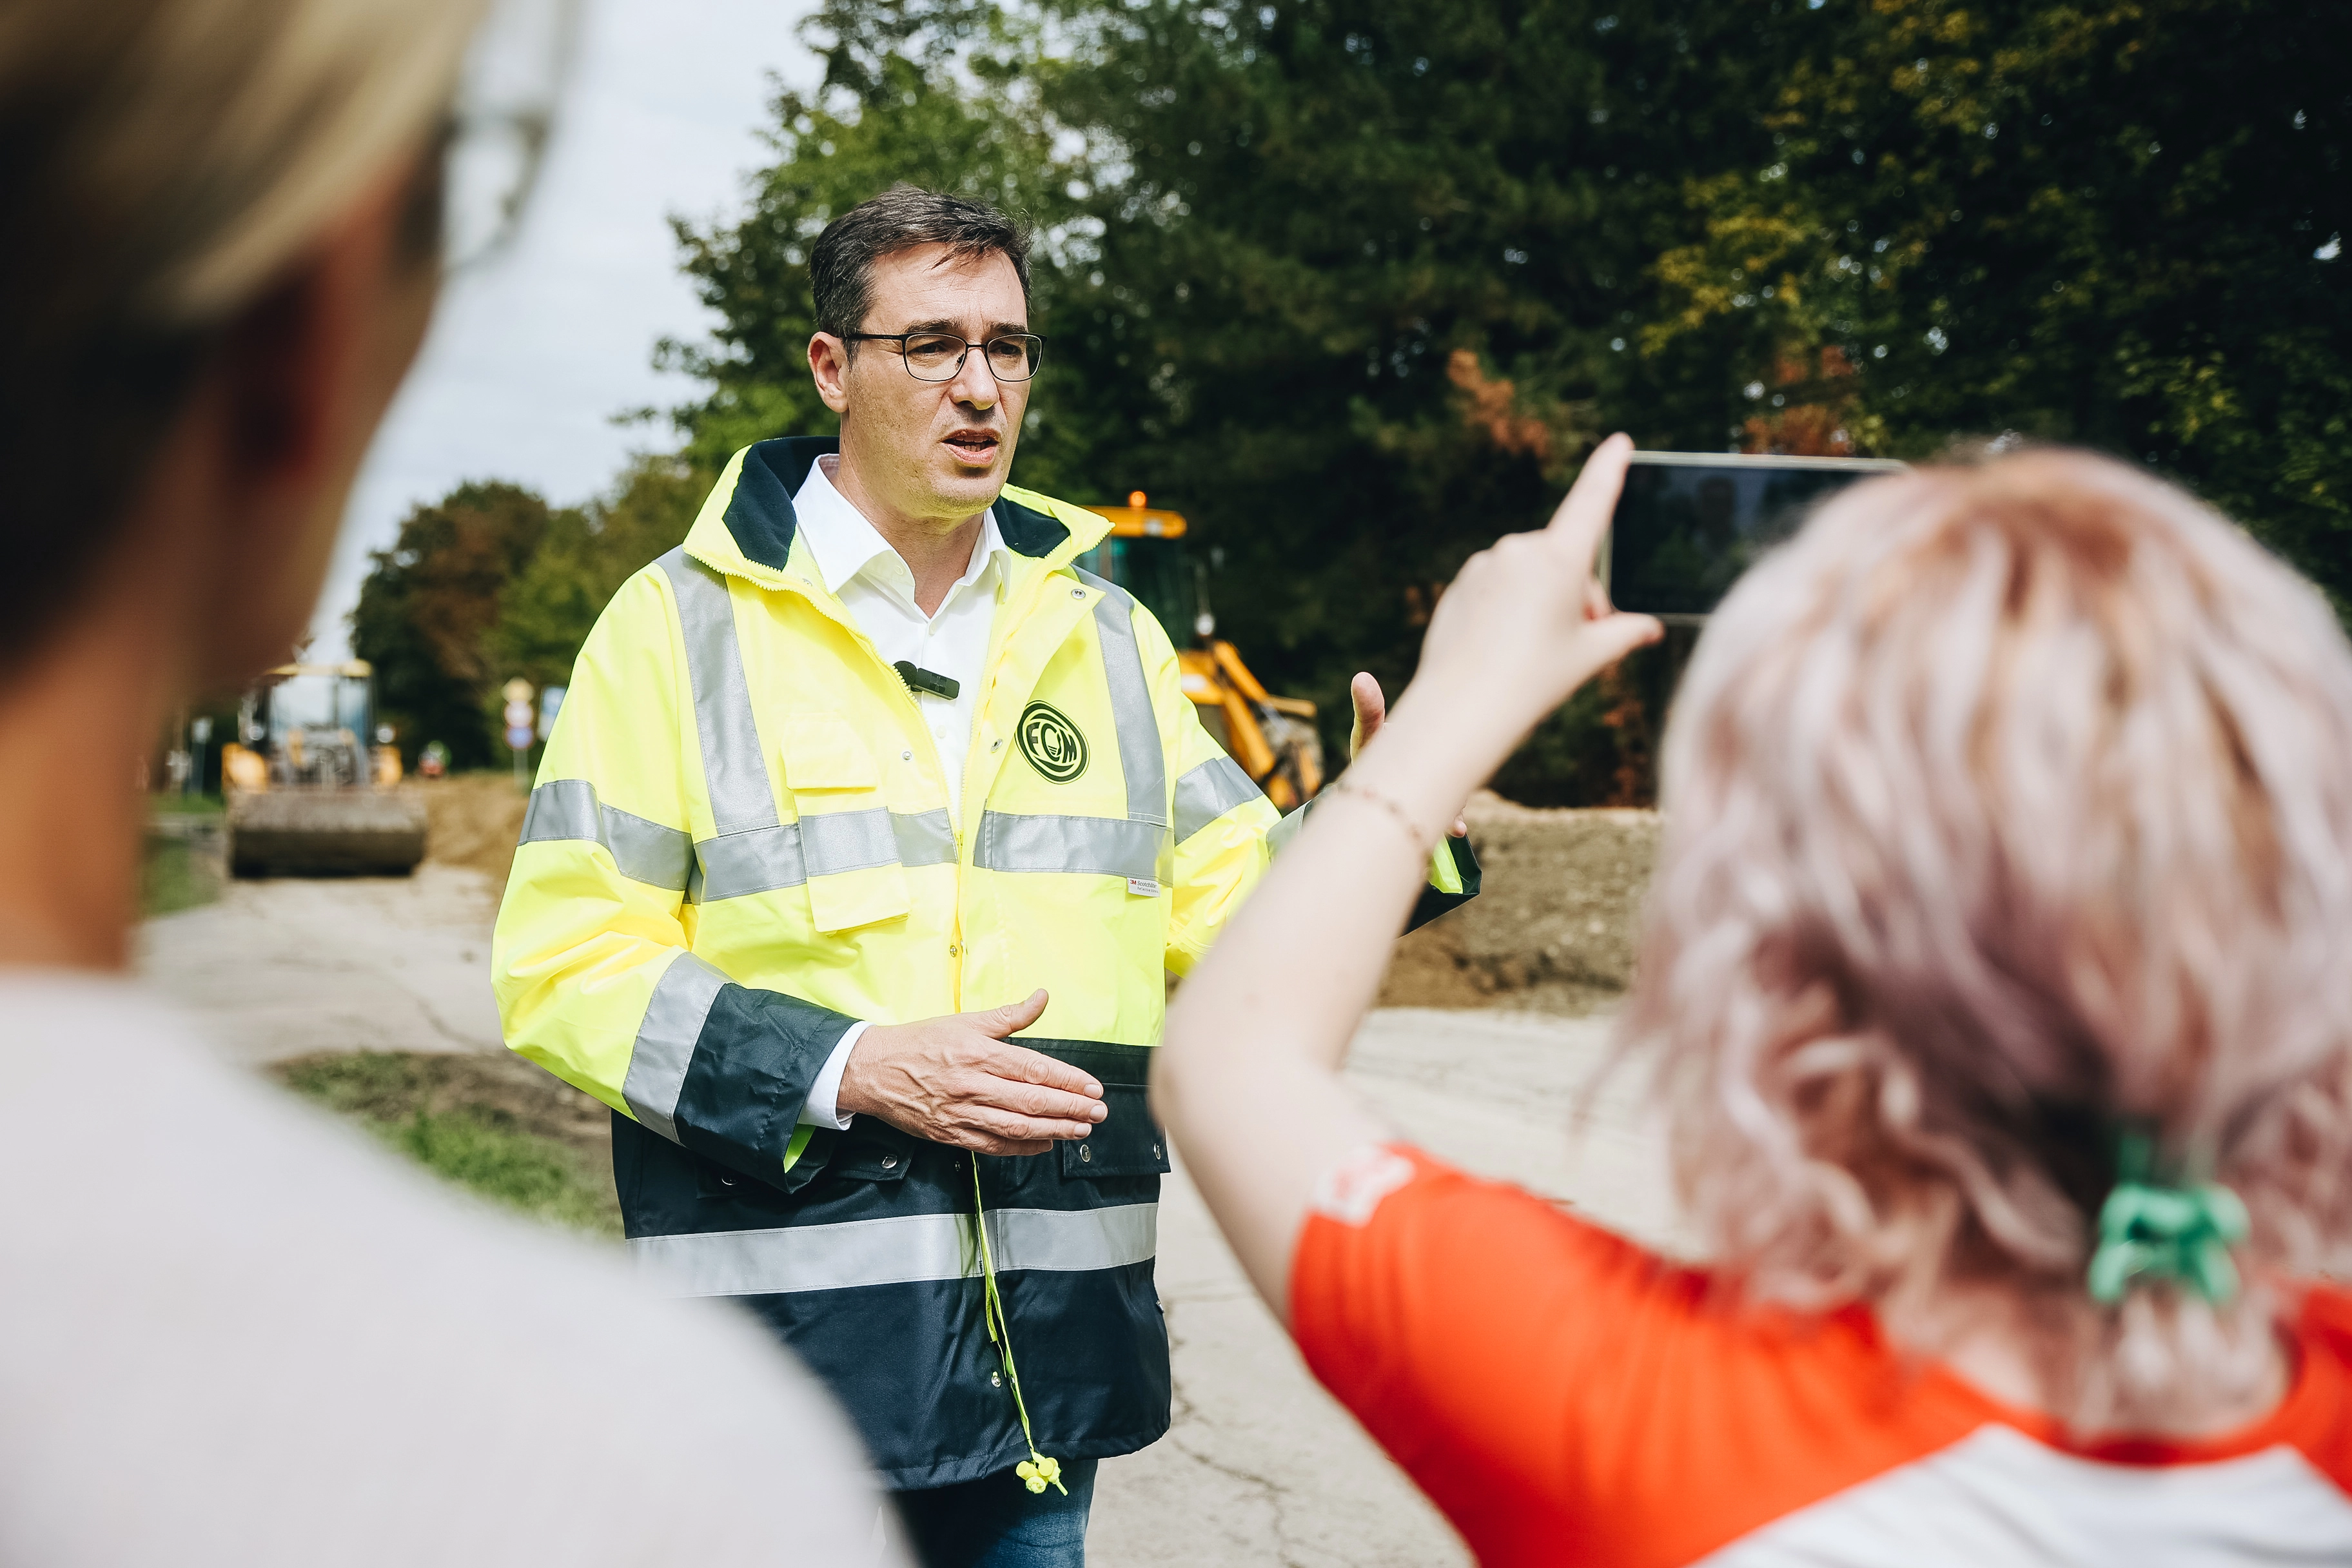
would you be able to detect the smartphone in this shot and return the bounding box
[1600,451,1906,623]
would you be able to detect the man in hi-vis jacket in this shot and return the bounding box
[492,186,1475,1565]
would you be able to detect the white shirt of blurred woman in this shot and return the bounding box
[0,974,903,1565]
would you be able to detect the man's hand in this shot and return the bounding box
[835,989,1106,1155]
[1348,672,1469,837]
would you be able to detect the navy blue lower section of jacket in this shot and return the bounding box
[678,982,855,1184]
[613,1039,1172,1490]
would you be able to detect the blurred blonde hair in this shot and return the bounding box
[1,0,483,328]
[1628,448,2352,1431]
[0,0,482,667]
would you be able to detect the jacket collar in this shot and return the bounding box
[682,436,1110,589]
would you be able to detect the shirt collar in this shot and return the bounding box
[793,454,1007,602]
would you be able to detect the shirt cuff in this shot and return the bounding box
[797,1021,866,1130]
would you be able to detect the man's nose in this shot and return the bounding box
[948,345,999,410]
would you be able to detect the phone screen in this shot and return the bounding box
[1604,454,1903,621]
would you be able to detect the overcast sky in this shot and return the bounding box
[313,0,821,658]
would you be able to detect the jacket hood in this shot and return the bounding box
[681,436,1112,588]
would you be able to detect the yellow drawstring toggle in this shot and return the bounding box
[972,1159,1069,1496]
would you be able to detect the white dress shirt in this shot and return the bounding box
[790,454,1011,1128]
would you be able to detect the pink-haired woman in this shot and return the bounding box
[1153,435,2352,1565]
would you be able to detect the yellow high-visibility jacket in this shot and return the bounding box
[492,436,1474,1488]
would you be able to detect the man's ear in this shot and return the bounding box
[808,333,852,414]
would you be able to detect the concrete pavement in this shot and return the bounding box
[137,864,505,1066]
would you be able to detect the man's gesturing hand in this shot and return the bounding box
[835,989,1106,1155]
[1348,673,1468,837]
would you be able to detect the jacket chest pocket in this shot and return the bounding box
[779,712,911,933]
[1060,1084,1171,1179]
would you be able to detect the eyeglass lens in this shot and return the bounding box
[902,333,1043,382]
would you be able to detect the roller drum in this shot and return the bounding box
[226,789,428,877]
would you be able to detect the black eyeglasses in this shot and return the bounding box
[845,331,1046,383]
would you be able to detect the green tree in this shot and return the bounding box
[484,455,709,698]
[350,482,564,769]
[1643,0,2351,604]
[686,0,1756,790]
[354,462,710,769]
[996,0,1769,773]
[666,0,2349,801]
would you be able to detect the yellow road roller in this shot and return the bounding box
[220,662,427,877]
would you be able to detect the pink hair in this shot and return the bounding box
[1625,447,2352,1429]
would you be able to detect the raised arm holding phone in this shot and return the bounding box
[1154,435,2352,1566]
[1152,431,1660,1297]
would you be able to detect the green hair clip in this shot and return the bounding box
[2086,1129,2250,1306]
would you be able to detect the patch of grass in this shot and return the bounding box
[279,1050,441,1119]
[150,792,226,816]
[276,1052,622,1237]
[377,1109,622,1233]
[141,832,220,916]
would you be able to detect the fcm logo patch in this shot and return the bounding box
[1018,701,1088,783]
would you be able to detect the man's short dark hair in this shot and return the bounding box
[808,184,1032,340]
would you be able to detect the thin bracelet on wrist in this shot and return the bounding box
[1325,776,1435,852]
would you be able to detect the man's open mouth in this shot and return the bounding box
[945,432,1001,465]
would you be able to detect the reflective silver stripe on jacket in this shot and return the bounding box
[663,548,961,903]
[1266,796,1313,855]
[1073,569,1166,828]
[629,1202,1159,1298]
[518,778,696,891]
[696,808,959,901]
[659,549,778,837]
[972,812,1163,881]
[975,571,1170,877]
[662,549,1180,890]
[623,951,728,1142]
[1171,755,1264,844]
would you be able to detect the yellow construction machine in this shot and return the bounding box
[1077,493,1325,810]
[219,661,427,877]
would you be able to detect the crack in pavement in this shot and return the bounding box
[1159,1297,1315,1568]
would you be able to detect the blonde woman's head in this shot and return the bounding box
[0,0,484,671]
[1632,447,2352,1430]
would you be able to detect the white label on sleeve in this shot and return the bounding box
[1127,877,1160,897]
[1311,1146,1417,1228]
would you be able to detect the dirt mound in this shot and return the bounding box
[419,773,530,884]
[1379,794,1660,1014]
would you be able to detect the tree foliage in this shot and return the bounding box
[369,0,2346,801]
[1645,0,2351,589]
[352,482,559,769]
[660,0,2344,801]
[484,456,709,694]
[352,460,705,765]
